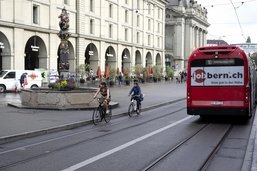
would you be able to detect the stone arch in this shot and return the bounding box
[24,36,47,70]
[85,43,98,73]
[135,50,142,65]
[121,48,130,73]
[156,53,161,66]
[105,46,116,68]
[146,51,152,67]
[0,32,11,70]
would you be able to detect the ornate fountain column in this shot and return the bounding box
[58,8,71,76]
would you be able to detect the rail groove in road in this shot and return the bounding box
[0,98,185,145]
[0,106,186,170]
[142,124,233,171]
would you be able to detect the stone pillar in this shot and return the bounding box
[57,8,71,75]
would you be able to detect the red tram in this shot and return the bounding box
[187,46,257,118]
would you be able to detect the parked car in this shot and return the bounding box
[0,70,42,93]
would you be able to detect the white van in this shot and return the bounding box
[0,70,42,92]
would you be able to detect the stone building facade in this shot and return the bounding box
[165,0,209,73]
[0,0,167,77]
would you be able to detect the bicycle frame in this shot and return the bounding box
[128,95,141,117]
[92,98,112,125]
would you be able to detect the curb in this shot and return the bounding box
[0,98,185,145]
[7,101,119,111]
[243,110,257,171]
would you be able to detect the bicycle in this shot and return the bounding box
[128,95,141,117]
[92,97,112,125]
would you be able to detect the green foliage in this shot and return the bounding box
[54,80,67,90]
[152,65,162,79]
[246,36,251,43]
[108,66,116,80]
[142,67,147,77]
[252,52,257,66]
[134,64,143,78]
[54,79,77,90]
[78,64,90,78]
[166,66,174,79]
[123,67,131,80]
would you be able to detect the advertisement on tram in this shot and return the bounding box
[187,46,257,118]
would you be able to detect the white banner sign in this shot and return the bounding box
[191,66,244,86]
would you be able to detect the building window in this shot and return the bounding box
[137,32,140,43]
[148,35,150,45]
[158,8,160,19]
[137,15,140,27]
[125,0,128,4]
[148,19,151,31]
[109,4,113,18]
[109,24,113,38]
[90,0,94,12]
[125,28,128,41]
[137,0,140,10]
[157,22,160,33]
[64,0,68,5]
[148,3,151,15]
[157,37,160,47]
[90,19,94,34]
[125,10,128,23]
[33,5,39,24]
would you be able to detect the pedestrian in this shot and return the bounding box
[90,68,95,84]
[118,72,123,85]
[20,73,27,88]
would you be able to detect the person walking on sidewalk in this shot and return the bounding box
[128,80,142,113]
[20,73,28,88]
[93,82,111,114]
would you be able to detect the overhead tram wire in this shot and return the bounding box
[229,0,246,41]
[203,0,257,7]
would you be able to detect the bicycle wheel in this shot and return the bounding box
[104,106,112,123]
[92,107,101,125]
[128,103,135,117]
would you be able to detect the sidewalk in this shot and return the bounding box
[0,81,186,144]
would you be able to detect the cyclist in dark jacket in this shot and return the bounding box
[128,80,142,112]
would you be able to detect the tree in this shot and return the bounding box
[134,64,143,79]
[152,65,162,82]
[165,66,174,80]
[246,36,251,43]
[252,52,257,66]
[78,64,90,83]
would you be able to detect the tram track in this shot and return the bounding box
[142,123,233,171]
[0,105,186,170]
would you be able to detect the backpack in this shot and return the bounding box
[140,93,144,101]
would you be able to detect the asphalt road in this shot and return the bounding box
[0,101,254,171]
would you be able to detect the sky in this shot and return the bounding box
[195,0,257,44]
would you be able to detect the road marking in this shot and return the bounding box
[62,116,192,171]
[0,127,95,155]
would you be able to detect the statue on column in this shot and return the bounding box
[58,8,71,71]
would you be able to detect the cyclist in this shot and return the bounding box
[93,82,111,114]
[128,80,142,113]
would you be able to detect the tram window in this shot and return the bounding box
[191,58,244,67]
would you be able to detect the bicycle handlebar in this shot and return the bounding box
[130,94,140,97]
